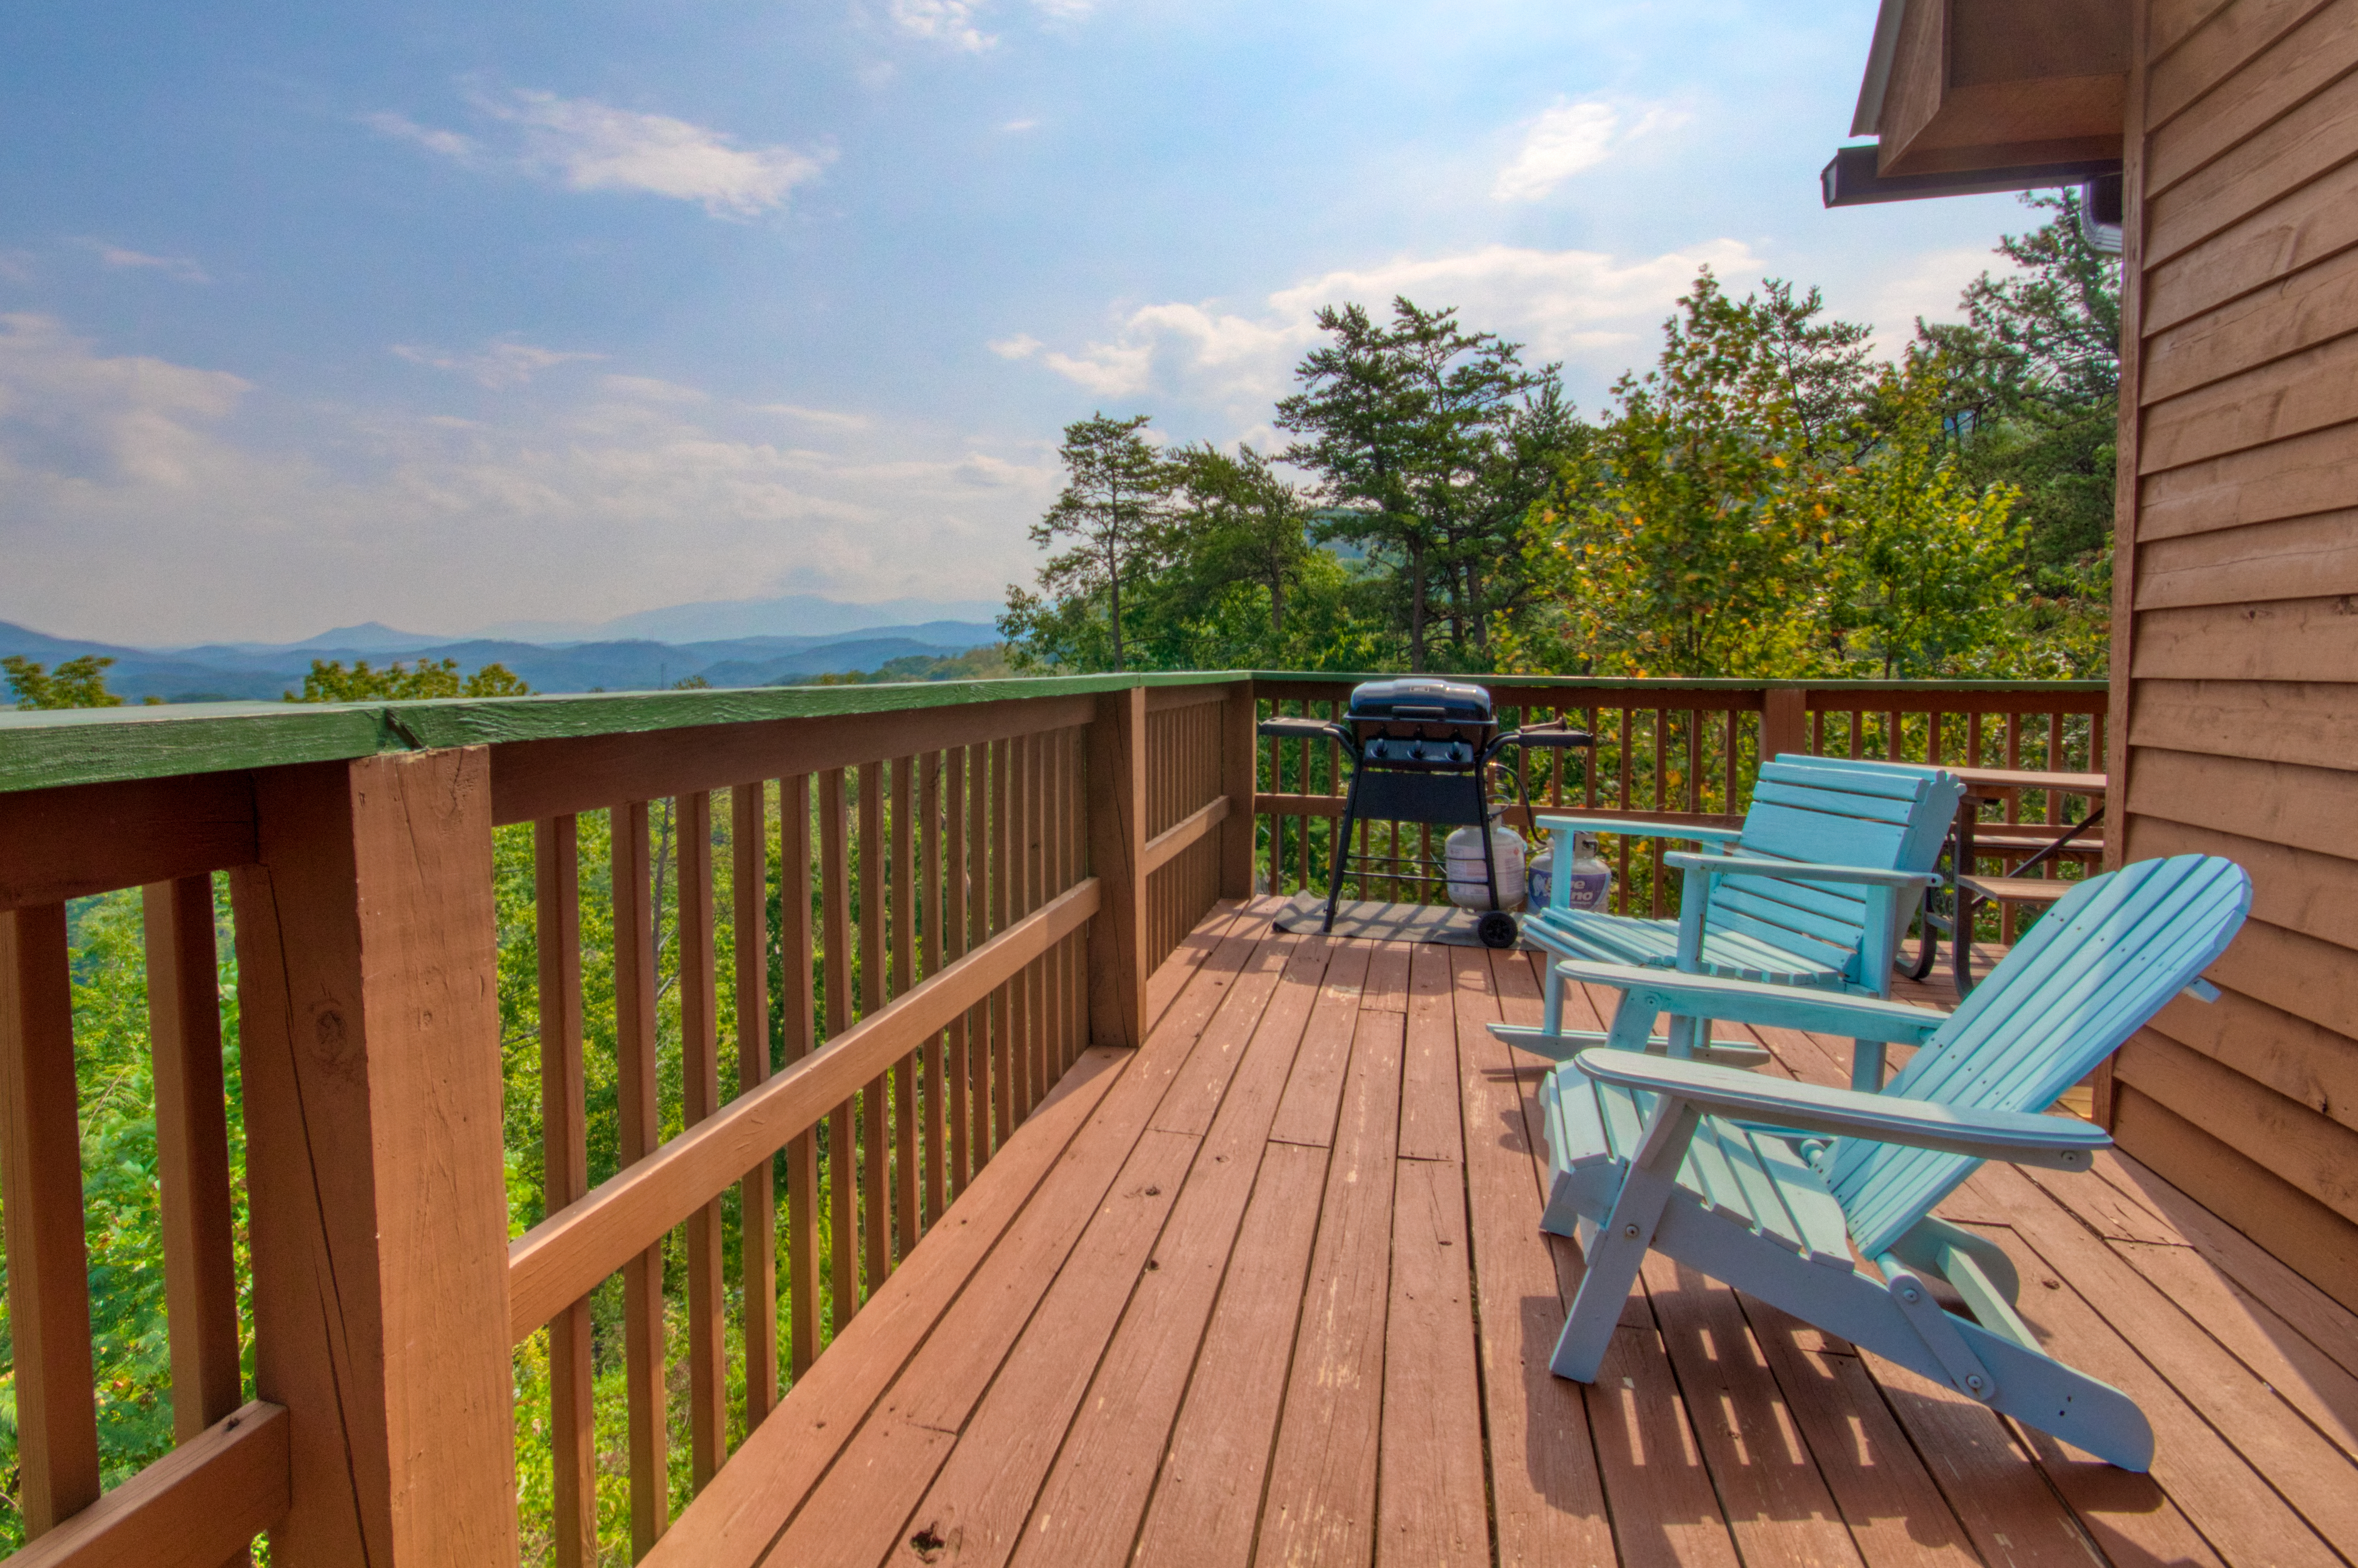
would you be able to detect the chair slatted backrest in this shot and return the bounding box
[1830,854,2252,1256]
[1700,758,1962,987]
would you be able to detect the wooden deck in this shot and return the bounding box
[651,899,2358,1568]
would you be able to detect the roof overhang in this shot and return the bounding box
[1838,0,2127,191]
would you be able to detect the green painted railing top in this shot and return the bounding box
[0,669,2107,796]
[0,672,1238,795]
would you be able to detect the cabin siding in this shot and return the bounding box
[2115,0,2358,1309]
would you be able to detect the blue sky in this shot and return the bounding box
[0,0,2046,644]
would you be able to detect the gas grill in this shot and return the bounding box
[1258,679,1594,948]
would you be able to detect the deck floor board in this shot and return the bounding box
[657,897,2358,1568]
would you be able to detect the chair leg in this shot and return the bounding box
[1850,1039,1887,1091]
[1541,960,1565,1038]
[1550,1097,1700,1382]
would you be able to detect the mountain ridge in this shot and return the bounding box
[0,618,1001,702]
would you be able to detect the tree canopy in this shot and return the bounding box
[999,195,2117,684]
[284,657,531,702]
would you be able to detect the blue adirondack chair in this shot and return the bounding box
[1535,853,2251,1472]
[1500,755,1963,1088]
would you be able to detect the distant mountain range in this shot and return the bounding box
[0,609,1002,702]
[466,592,1006,646]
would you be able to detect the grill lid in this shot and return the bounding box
[1345,678,1493,724]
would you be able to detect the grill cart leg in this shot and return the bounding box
[1322,787,1362,935]
[1474,771,1518,949]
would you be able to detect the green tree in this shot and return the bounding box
[1826,356,2027,677]
[284,657,531,701]
[1163,443,1315,639]
[4,654,135,709]
[1276,298,1568,671]
[1919,192,2121,661]
[1512,272,1844,677]
[1003,413,1175,672]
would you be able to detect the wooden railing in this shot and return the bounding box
[0,675,1253,1567]
[1252,677,2109,921]
[0,670,2104,1565]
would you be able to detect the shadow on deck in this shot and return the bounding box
[651,899,2358,1568]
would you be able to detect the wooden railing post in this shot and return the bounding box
[1761,686,1809,763]
[1088,686,1147,1048]
[1221,679,1257,899]
[229,749,519,1567]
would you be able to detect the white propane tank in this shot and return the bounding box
[1528,832,1613,911]
[1444,824,1526,910]
[1562,831,1614,911]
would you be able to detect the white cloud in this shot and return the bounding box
[756,402,872,430]
[362,110,480,164]
[1040,341,1154,396]
[1002,117,1041,133]
[366,91,830,217]
[393,338,604,389]
[1492,99,1688,202]
[1001,240,1763,408]
[77,241,210,284]
[987,333,1042,359]
[0,314,1059,642]
[0,313,250,488]
[892,0,995,50]
[885,0,1097,51]
[1860,244,2002,355]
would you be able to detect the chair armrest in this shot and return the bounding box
[1663,852,1939,890]
[1571,1050,2110,1169]
[1556,960,1947,1045]
[1539,815,1742,844]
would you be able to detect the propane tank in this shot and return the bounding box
[1444,824,1527,910]
[1528,832,1613,912]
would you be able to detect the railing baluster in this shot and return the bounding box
[890,756,919,1262]
[0,901,102,1539]
[857,765,890,1292]
[819,769,858,1325]
[613,800,670,1553]
[991,738,1015,1148]
[781,775,819,1378]
[145,876,244,1444]
[680,793,728,1490]
[1028,730,1049,1111]
[921,752,948,1226]
[530,820,596,1567]
[948,747,975,1193]
[734,782,779,1428]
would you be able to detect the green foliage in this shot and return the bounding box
[1511,272,1845,677]
[284,657,531,702]
[4,654,143,710]
[1509,269,2048,681]
[1918,192,2122,671]
[1001,201,2114,686]
[1827,358,2027,677]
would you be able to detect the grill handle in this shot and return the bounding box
[1257,716,1353,748]
[1483,723,1596,763]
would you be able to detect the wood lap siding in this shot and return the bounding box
[2116,0,2358,1309]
